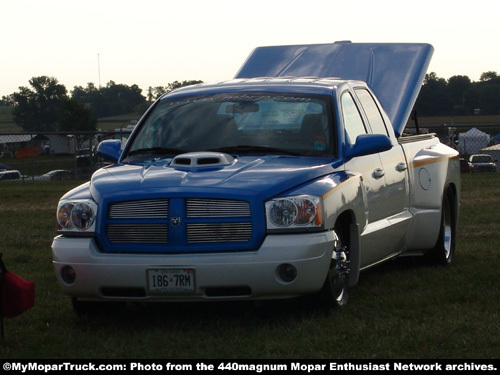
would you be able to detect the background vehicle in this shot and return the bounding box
[0,170,23,181]
[35,170,73,181]
[468,154,497,172]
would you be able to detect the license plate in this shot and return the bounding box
[147,269,195,294]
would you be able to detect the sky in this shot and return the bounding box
[1,0,498,98]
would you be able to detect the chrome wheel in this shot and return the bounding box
[333,240,349,304]
[442,193,453,260]
[427,187,456,265]
[320,228,350,307]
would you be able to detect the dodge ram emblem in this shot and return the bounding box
[171,217,181,227]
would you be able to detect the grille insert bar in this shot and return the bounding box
[187,199,250,218]
[107,224,168,244]
[109,199,169,219]
[187,222,252,244]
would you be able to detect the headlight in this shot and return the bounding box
[265,196,324,231]
[56,199,97,235]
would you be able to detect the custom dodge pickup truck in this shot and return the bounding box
[52,42,460,312]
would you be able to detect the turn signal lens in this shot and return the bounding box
[57,203,75,229]
[295,198,316,225]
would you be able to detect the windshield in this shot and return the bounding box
[124,93,334,161]
[471,155,493,163]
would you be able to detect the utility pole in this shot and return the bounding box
[98,53,101,88]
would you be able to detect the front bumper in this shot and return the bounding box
[471,164,497,172]
[52,231,335,302]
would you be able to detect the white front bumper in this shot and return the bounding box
[52,231,335,302]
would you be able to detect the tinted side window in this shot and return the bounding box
[341,92,366,144]
[355,89,389,136]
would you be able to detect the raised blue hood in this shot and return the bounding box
[235,42,433,137]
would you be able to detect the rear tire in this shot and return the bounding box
[426,187,456,265]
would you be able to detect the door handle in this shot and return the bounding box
[396,162,407,172]
[373,168,385,179]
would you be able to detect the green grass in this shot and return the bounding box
[0,174,499,359]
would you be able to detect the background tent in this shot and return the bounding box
[458,127,490,154]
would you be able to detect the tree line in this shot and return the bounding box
[414,71,500,116]
[0,77,202,132]
[1,71,499,132]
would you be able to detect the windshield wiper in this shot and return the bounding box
[124,147,186,160]
[210,145,300,156]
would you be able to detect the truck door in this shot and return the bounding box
[342,89,411,267]
[341,92,386,223]
[355,88,411,256]
[342,91,397,267]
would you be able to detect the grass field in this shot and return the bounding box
[0,173,499,359]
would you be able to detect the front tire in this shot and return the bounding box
[320,227,350,308]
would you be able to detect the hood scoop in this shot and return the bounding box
[171,152,235,169]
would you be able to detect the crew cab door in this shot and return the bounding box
[354,88,410,220]
[341,89,409,268]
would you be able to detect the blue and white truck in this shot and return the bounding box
[52,42,460,312]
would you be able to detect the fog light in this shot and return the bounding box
[277,263,297,283]
[61,266,76,284]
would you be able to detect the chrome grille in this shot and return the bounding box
[187,222,252,244]
[109,199,169,218]
[103,197,253,250]
[187,199,250,218]
[107,224,168,244]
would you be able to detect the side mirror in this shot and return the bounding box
[346,134,392,159]
[97,140,122,163]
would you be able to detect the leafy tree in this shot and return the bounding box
[447,75,472,115]
[11,76,68,131]
[168,80,203,91]
[104,81,145,116]
[477,84,500,115]
[71,81,146,118]
[59,99,97,132]
[415,73,452,116]
[1,94,14,106]
[146,80,203,101]
[415,71,500,116]
[476,71,500,114]
[146,86,167,102]
[71,83,107,117]
[479,71,499,82]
